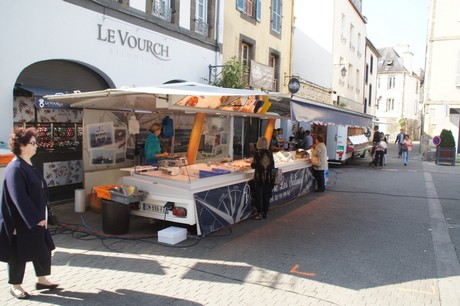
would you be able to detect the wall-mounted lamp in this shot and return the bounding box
[335,64,347,78]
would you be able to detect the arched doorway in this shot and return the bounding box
[13,60,113,202]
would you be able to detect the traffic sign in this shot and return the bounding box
[432,135,441,146]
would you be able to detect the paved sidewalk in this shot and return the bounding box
[1,143,460,305]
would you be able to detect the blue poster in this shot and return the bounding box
[269,167,316,206]
[195,182,252,236]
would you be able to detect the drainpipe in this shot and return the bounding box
[215,0,221,67]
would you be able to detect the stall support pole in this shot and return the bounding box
[187,112,206,165]
[264,118,276,142]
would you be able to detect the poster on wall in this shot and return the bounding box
[91,149,114,165]
[83,110,138,170]
[114,127,127,149]
[43,160,83,187]
[13,97,35,123]
[114,127,127,163]
[203,135,215,154]
[87,122,114,149]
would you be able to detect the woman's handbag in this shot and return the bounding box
[310,149,321,166]
[47,204,59,226]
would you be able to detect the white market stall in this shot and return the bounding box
[45,82,316,235]
[290,97,374,164]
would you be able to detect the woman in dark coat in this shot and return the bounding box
[0,127,58,299]
[251,136,275,220]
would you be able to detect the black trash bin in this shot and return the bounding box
[101,199,130,235]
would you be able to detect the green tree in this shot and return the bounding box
[398,117,407,127]
[214,57,248,89]
[439,129,456,147]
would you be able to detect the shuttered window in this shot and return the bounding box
[271,0,281,34]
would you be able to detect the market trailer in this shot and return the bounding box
[44,82,316,235]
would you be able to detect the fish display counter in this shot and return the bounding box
[122,154,316,236]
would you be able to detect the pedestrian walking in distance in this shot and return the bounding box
[395,129,405,158]
[402,134,413,166]
[372,133,387,169]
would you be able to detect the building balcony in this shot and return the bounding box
[195,19,209,37]
[152,5,173,22]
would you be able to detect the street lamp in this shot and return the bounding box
[334,63,347,77]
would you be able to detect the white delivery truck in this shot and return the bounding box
[326,125,373,164]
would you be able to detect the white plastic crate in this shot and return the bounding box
[158,226,187,245]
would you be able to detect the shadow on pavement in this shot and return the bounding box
[29,288,203,306]
[44,140,459,293]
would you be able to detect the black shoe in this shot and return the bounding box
[36,283,59,290]
[10,288,30,299]
[262,214,267,219]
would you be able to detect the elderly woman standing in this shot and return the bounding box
[311,135,328,192]
[0,127,58,299]
[251,136,275,220]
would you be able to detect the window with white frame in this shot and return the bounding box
[386,98,394,111]
[341,14,346,43]
[349,24,355,51]
[368,84,372,106]
[152,0,172,22]
[242,42,252,86]
[370,56,374,74]
[195,0,208,36]
[365,64,369,84]
[356,68,360,92]
[269,53,279,91]
[348,64,353,89]
[387,76,396,89]
[271,0,282,34]
[357,33,361,57]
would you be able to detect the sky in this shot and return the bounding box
[362,0,430,72]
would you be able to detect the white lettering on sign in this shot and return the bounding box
[97,24,170,61]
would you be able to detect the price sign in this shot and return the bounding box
[432,135,441,146]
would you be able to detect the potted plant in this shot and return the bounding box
[436,129,456,166]
[213,56,248,89]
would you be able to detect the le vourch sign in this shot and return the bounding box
[97,24,170,61]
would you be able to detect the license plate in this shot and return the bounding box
[143,203,166,213]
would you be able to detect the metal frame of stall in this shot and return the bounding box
[45,83,314,235]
